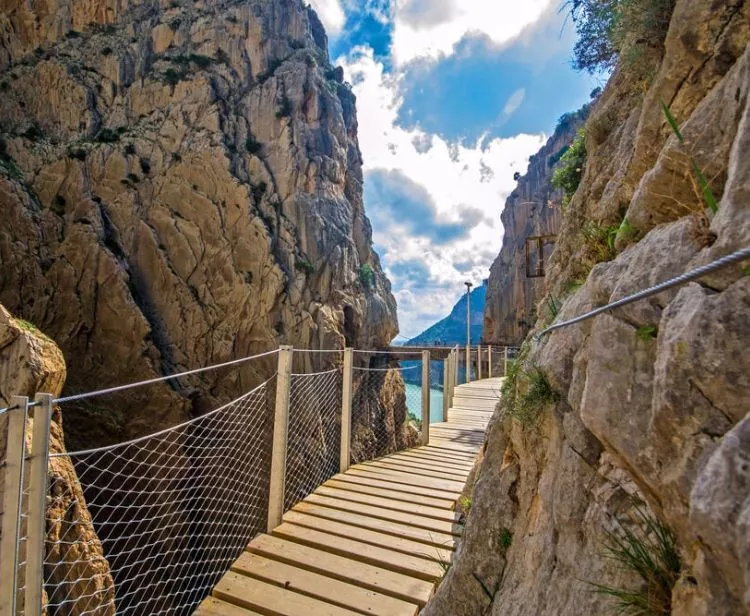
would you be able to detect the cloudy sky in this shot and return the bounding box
[309,0,602,339]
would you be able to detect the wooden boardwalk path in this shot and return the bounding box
[197,378,502,616]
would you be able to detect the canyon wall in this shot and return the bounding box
[483,108,587,345]
[426,2,750,615]
[0,0,397,449]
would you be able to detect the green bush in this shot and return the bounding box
[295,258,315,275]
[276,94,293,118]
[51,195,66,215]
[23,123,44,141]
[565,0,674,74]
[95,128,120,143]
[101,46,113,56]
[163,67,186,86]
[359,264,376,290]
[245,136,262,155]
[552,129,586,207]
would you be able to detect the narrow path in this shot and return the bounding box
[197,378,502,616]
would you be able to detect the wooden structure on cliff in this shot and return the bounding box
[197,378,501,616]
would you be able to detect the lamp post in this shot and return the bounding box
[465,281,472,383]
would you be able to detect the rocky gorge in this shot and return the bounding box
[426,1,750,615]
[0,0,398,448]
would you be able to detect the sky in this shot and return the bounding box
[308,0,603,339]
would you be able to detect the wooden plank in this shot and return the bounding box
[248,535,435,607]
[361,459,468,481]
[231,551,419,616]
[347,467,466,494]
[323,478,455,509]
[412,446,478,461]
[329,473,461,501]
[284,511,454,563]
[422,443,480,456]
[303,494,461,536]
[271,523,445,582]
[214,571,359,616]
[314,486,459,522]
[392,451,475,470]
[195,596,264,616]
[293,501,457,549]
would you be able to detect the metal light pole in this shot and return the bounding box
[465,281,472,383]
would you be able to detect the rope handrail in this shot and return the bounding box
[54,348,280,405]
[353,364,421,372]
[536,246,750,338]
[290,368,340,377]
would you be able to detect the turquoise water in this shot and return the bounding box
[404,383,445,424]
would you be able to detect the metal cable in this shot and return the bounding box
[536,246,750,338]
[353,364,420,372]
[42,376,275,616]
[54,349,280,404]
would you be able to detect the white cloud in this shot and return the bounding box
[308,0,346,35]
[339,47,546,338]
[391,0,553,65]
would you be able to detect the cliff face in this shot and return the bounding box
[0,304,115,614]
[483,109,587,345]
[0,0,397,447]
[425,2,750,615]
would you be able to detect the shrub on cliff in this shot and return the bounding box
[565,0,674,74]
[359,264,376,290]
[552,129,587,206]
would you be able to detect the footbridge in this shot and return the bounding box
[0,345,508,616]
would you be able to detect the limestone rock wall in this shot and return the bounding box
[0,304,115,614]
[483,109,586,345]
[0,0,397,449]
[426,2,750,615]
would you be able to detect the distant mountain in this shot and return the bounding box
[407,281,487,346]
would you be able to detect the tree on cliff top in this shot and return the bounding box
[564,0,674,74]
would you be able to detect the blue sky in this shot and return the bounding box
[310,0,603,338]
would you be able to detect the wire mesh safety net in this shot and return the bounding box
[350,361,422,465]
[41,377,274,616]
[284,369,343,511]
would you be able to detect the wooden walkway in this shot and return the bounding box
[197,378,502,616]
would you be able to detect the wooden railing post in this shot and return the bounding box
[267,346,293,531]
[340,348,354,472]
[488,347,492,378]
[465,344,471,383]
[477,346,482,380]
[442,357,449,422]
[504,346,509,377]
[421,351,430,445]
[26,393,53,616]
[1,398,29,616]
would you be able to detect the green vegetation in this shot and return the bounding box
[552,129,586,207]
[23,123,44,141]
[502,360,560,427]
[498,528,513,553]
[636,326,657,341]
[174,53,214,69]
[458,495,472,512]
[251,181,267,204]
[359,264,376,290]
[172,152,182,163]
[168,17,182,31]
[661,99,718,214]
[407,411,422,430]
[51,195,66,215]
[124,143,136,156]
[295,258,315,275]
[139,158,151,175]
[245,136,263,155]
[101,46,113,56]
[163,67,187,86]
[565,0,674,74]
[591,504,680,615]
[276,94,293,118]
[68,147,87,161]
[95,128,120,143]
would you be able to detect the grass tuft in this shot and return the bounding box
[591,504,680,615]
